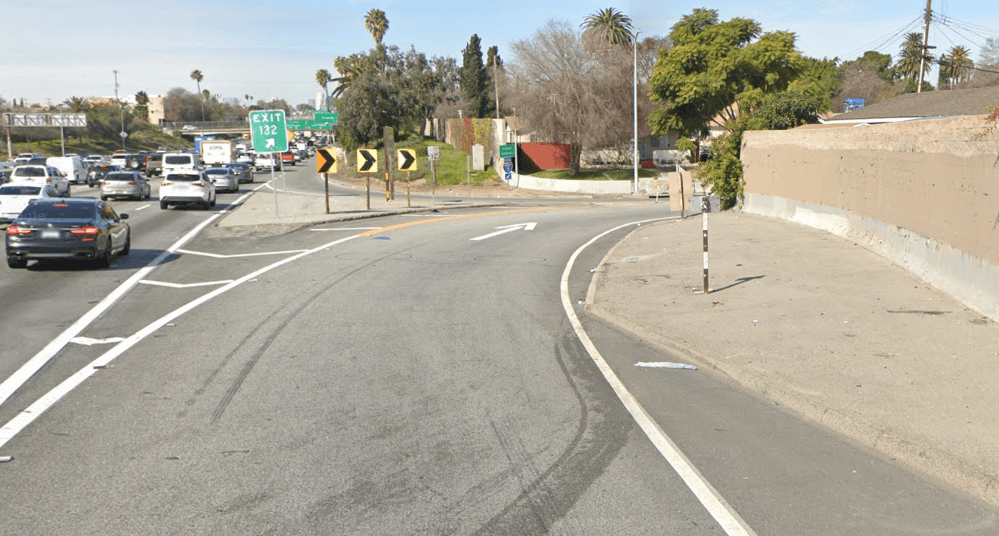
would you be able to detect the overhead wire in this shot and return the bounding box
[842,15,924,60]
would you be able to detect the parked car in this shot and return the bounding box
[5,198,130,268]
[204,167,239,193]
[223,162,253,184]
[160,171,216,210]
[0,184,61,223]
[9,165,71,196]
[100,171,151,201]
[87,163,123,187]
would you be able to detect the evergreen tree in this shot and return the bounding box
[460,34,490,118]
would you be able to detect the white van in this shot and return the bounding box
[162,152,200,175]
[47,156,87,185]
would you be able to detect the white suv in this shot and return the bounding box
[159,171,216,210]
[9,165,70,196]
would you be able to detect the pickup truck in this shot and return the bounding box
[254,153,281,172]
[280,151,296,166]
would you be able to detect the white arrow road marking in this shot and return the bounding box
[139,280,235,289]
[70,337,126,346]
[176,248,308,258]
[470,222,537,241]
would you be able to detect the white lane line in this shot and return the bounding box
[135,204,151,211]
[70,337,126,346]
[560,218,757,536]
[139,280,234,289]
[176,248,309,259]
[0,233,361,449]
[0,213,222,408]
[309,227,382,232]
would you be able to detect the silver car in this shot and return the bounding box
[224,162,253,184]
[160,171,216,210]
[205,167,239,193]
[100,171,151,201]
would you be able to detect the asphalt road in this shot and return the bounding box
[0,164,994,535]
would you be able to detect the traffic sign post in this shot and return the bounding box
[357,149,378,173]
[249,110,288,153]
[427,146,440,161]
[499,144,515,159]
[316,148,337,174]
[397,149,417,171]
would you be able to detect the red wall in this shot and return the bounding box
[519,143,571,170]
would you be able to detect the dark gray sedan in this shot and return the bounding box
[5,198,130,268]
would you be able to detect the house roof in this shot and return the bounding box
[827,86,999,122]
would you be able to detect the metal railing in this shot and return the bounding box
[161,121,250,131]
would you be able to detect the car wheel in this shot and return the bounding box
[7,257,26,269]
[210,195,216,207]
[160,200,168,210]
[96,241,113,269]
[121,231,131,256]
[100,195,108,201]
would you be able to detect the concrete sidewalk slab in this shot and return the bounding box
[586,210,999,506]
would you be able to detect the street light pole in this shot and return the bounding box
[633,30,640,194]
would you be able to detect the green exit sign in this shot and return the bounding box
[315,111,339,124]
[499,144,515,158]
[249,110,288,152]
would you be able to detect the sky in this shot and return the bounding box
[4,0,998,108]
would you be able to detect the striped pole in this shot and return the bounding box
[702,197,709,294]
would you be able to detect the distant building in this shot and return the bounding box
[147,95,165,125]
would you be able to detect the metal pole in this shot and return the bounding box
[406,171,411,207]
[466,155,470,201]
[431,159,437,208]
[324,172,330,214]
[366,176,370,210]
[633,30,640,194]
[271,158,279,218]
[60,126,66,156]
[702,197,709,294]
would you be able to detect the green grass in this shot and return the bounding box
[343,134,497,186]
[525,167,660,180]
[6,128,191,158]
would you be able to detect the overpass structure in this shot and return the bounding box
[161,121,251,138]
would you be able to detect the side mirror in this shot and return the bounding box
[120,214,129,220]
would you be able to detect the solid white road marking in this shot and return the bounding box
[0,213,222,408]
[635,362,698,370]
[135,204,151,211]
[470,222,537,241]
[309,227,382,232]
[139,280,235,289]
[560,218,756,536]
[176,248,308,259]
[0,233,361,449]
[70,337,126,346]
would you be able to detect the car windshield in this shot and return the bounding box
[104,173,135,181]
[19,202,95,219]
[13,167,45,177]
[205,169,229,175]
[0,186,41,195]
[166,174,202,182]
[164,155,192,164]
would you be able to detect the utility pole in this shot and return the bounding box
[114,70,126,150]
[917,0,932,93]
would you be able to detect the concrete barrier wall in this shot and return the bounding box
[742,116,999,320]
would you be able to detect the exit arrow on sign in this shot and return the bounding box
[357,149,378,173]
[316,148,337,173]
[470,222,537,241]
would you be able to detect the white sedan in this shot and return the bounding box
[0,184,61,223]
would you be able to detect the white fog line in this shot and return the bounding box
[139,280,234,289]
[176,248,309,259]
[0,213,222,408]
[0,233,361,449]
[560,218,756,536]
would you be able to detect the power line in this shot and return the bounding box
[842,15,924,60]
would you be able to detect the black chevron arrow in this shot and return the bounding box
[317,149,336,173]
[358,149,376,172]
[398,149,416,171]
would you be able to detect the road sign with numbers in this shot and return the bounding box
[249,110,288,153]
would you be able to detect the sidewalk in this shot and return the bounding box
[586,210,999,506]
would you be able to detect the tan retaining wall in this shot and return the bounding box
[742,116,999,320]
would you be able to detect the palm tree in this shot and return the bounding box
[315,69,332,111]
[897,32,931,83]
[581,7,634,47]
[190,69,205,120]
[944,45,973,86]
[63,96,89,113]
[364,9,388,48]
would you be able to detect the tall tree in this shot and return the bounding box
[580,7,634,49]
[364,9,389,48]
[63,96,89,113]
[897,32,932,84]
[190,69,205,121]
[980,37,999,68]
[134,91,150,120]
[941,45,973,87]
[315,69,332,111]
[460,34,490,118]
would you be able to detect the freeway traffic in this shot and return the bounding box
[0,162,995,535]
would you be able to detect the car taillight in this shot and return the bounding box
[194,182,206,186]
[129,181,138,185]
[161,181,172,186]
[70,225,99,236]
[6,225,33,236]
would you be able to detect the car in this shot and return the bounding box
[254,153,281,172]
[161,152,200,176]
[224,162,253,183]
[100,171,151,201]
[46,156,88,185]
[159,171,216,210]
[204,167,239,193]
[110,153,143,171]
[236,153,254,165]
[0,184,61,223]
[5,198,130,269]
[9,165,71,196]
[280,151,296,166]
[87,163,123,187]
[144,152,164,177]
